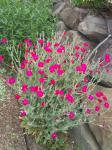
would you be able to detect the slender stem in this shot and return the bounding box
[87,34,112,62]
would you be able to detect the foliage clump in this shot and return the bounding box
[2,32,111,149]
[0,0,56,64]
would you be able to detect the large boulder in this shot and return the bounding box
[78,15,108,42]
[70,86,112,150]
[53,1,66,16]
[89,86,112,150]
[52,0,71,16]
[56,21,68,33]
[59,7,89,30]
[70,124,100,150]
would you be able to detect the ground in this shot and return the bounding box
[0,83,27,150]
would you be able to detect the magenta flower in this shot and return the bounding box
[44,46,52,53]
[38,39,44,45]
[81,85,88,93]
[38,70,44,75]
[74,52,80,58]
[57,69,65,76]
[83,42,89,47]
[80,48,86,53]
[54,42,60,47]
[24,39,32,47]
[54,89,60,95]
[24,39,30,43]
[50,79,56,85]
[22,99,30,106]
[74,45,80,50]
[81,63,87,74]
[56,48,63,53]
[20,110,26,117]
[54,64,61,70]
[68,112,75,120]
[41,101,46,107]
[21,84,28,93]
[31,54,39,61]
[95,106,100,112]
[37,90,44,98]
[95,91,103,97]
[27,41,32,47]
[49,65,55,73]
[102,95,107,101]
[34,86,39,92]
[26,69,33,77]
[86,108,91,114]
[20,62,26,69]
[44,58,51,63]
[30,86,36,92]
[15,94,21,100]
[49,64,61,73]
[38,61,44,68]
[54,89,64,95]
[38,78,45,83]
[88,95,94,101]
[105,54,111,63]
[65,94,75,104]
[51,132,58,139]
[104,102,109,108]
[75,65,81,72]
[7,77,16,85]
[0,55,4,62]
[45,41,52,47]
[59,90,64,95]
[1,37,8,44]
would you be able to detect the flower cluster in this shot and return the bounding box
[3,33,111,147]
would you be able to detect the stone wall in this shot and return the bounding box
[53,0,112,150]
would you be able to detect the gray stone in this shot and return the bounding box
[78,15,108,42]
[59,7,88,30]
[56,21,67,32]
[63,0,71,5]
[53,2,66,16]
[74,7,89,21]
[26,136,43,150]
[70,124,100,150]
[89,86,112,150]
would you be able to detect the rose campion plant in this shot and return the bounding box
[3,33,111,149]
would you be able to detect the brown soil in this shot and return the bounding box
[0,84,27,150]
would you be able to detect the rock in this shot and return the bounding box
[70,124,100,150]
[63,0,71,5]
[74,7,89,20]
[53,2,66,16]
[55,21,68,40]
[56,21,68,32]
[70,86,112,150]
[78,15,108,42]
[89,86,112,150]
[26,136,43,150]
[59,7,88,30]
